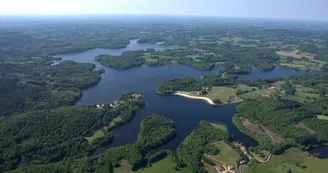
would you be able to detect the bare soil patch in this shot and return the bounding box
[240,118,285,144]
[276,50,314,59]
[296,123,316,135]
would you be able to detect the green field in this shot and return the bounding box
[210,123,228,132]
[238,91,263,100]
[185,54,202,61]
[204,164,218,173]
[205,141,241,171]
[317,115,328,120]
[134,155,191,173]
[283,84,320,103]
[280,62,307,70]
[250,150,271,162]
[243,148,328,173]
[85,130,104,143]
[279,58,326,71]
[143,53,158,63]
[113,167,130,173]
[205,86,249,103]
[186,85,269,104]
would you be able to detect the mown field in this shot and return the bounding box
[243,148,328,173]
[278,51,327,71]
[317,115,328,120]
[204,141,241,172]
[187,85,254,104]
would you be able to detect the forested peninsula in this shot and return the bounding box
[2,16,328,173]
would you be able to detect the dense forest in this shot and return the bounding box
[137,115,176,153]
[0,92,145,172]
[95,50,146,69]
[177,121,230,173]
[156,72,281,94]
[1,16,328,173]
[0,58,103,118]
[233,97,328,154]
[95,115,176,172]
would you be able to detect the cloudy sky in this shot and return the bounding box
[1,0,327,20]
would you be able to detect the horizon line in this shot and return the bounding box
[0,13,327,22]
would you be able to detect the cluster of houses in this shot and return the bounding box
[214,160,247,173]
[95,93,141,110]
[96,104,105,109]
[131,92,141,99]
[215,165,234,172]
[95,104,116,109]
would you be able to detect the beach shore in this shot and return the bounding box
[173,91,216,105]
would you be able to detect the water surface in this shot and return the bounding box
[309,147,328,159]
[56,40,309,152]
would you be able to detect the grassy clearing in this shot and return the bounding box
[277,48,327,71]
[144,53,158,63]
[109,117,123,129]
[135,155,191,173]
[185,54,202,62]
[185,85,271,104]
[238,91,263,100]
[284,84,319,103]
[205,141,241,171]
[279,53,326,71]
[317,115,328,120]
[210,123,228,132]
[85,130,104,143]
[250,150,271,162]
[243,148,328,173]
[295,123,316,135]
[280,63,306,70]
[86,110,129,143]
[206,86,249,103]
[238,85,279,100]
[241,118,285,144]
[243,164,276,173]
[280,60,325,71]
[272,81,285,88]
[276,50,314,59]
[203,164,218,173]
[113,167,130,173]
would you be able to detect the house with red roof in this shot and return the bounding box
[215,165,225,172]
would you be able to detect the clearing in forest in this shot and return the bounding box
[317,115,328,120]
[276,50,314,59]
[295,122,316,135]
[240,118,285,144]
[204,141,241,173]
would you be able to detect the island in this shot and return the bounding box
[2,15,328,173]
[96,114,176,172]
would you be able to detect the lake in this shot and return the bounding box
[56,39,309,153]
[310,147,328,159]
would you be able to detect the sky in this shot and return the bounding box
[0,0,327,20]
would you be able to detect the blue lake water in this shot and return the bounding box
[56,40,311,154]
[309,147,328,159]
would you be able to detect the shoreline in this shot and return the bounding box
[173,91,216,105]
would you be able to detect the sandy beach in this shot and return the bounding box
[173,91,216,105]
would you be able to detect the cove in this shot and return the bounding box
[309,147,328,159]
[56,40,309,153]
